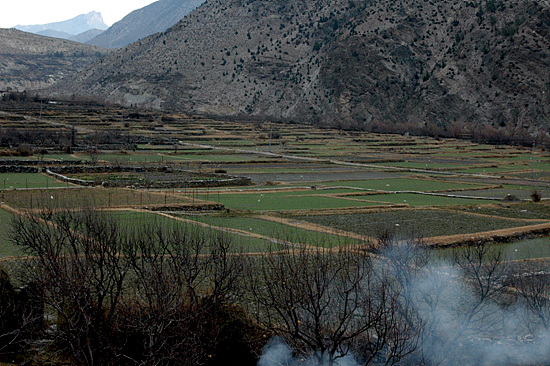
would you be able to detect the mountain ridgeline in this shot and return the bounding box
[50,0,550,135]
[15,12,108,41]
[87,0,207,49]
[0,29,109,92]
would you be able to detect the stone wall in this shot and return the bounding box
[0,166,40,173]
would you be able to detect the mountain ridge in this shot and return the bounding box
[48,0,550,133]
[0,28,109,91]
[16,11,108,38]
[87,0,206,49]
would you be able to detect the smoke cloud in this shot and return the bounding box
[257,244,550,366]
[258,337,360,366]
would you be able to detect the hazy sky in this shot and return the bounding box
[0,0,158,28]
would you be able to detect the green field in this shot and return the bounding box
[108,211,278,252]
[361,193,489,207]
[2,188,197,209]
[456,203,550,220]
[313,178,486,192]
[199,192,385,211]
[0,209,23,257]
[0,173,67,189]
[184,215,363,247]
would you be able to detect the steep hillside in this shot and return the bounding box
[69,29,105,44]
[0,29,109,91]
[88,0,206,48]
[51,0,550,134]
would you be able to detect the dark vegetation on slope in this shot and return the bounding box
[49,0,550,142]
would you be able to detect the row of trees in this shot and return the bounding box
[2,209,550,365]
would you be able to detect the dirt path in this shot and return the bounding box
[256,214,372,242]
[152,211,318,250]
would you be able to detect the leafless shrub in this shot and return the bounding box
[531,189,542,202]
[247,245,419,365]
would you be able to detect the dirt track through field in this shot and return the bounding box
[151,211,318,250]
[256,214,372,242]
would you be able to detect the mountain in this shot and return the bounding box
[49,0,550,132]
[16,12,108,38]
[87,0,206,49]
[70,29,105,43]
[0,28,109,92]
[36,29,73,39]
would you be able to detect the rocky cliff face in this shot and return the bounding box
[87,0,206,49]
[49,0,550,132]
[0,29,109,91]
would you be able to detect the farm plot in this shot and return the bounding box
[449,187,550,200]
[182,215,363,248]
[369,161,478,171]
[455,203,550,221]
[455,165,531,174]
[291,209,547,239]
[312,178,488,192]
[241,170,407,185]
[2,188,202,209]
[63,170,241,188]
[354,193,489,207]
[0,173,68,189]
[197,190,387,212]
[97,153,182,163]
[108,211,278,253]
[436,237,550,262]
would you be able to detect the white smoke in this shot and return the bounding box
[258,337,360,366]
[257,244,550,366]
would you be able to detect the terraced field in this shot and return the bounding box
[1,100,549,258]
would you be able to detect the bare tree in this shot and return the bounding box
[247,246,419,365]
[512,263,550,333]
[119,223,245,365]
[10,208,253,365]
[11,208,132,366]
[86,147,101,165]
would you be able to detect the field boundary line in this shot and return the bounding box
[151,211,317,250]
[438,207,550,223]
[256,215,371,242]
[425,222,550,247]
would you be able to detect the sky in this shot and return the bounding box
[0,0,158,28]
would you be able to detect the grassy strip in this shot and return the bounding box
[0,173,68,190]
[3,188,198,209]
[198,192,385,211]
[313,178,486,192]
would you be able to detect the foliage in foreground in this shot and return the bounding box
[4,210,550,365]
